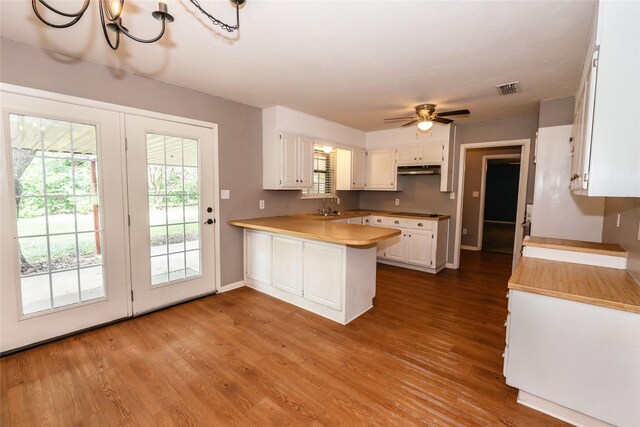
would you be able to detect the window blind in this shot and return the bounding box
[302,145,336,197]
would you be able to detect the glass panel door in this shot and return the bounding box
[126,115,216,314]
[1,93,129,353]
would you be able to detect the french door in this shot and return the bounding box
[0,93,129,352]
[125,115,216,314]
[1,92,218,352]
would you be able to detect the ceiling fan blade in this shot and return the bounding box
[400,119,418,127]
[437,109,470,117]
[433,117,453,124]
[384,116,415,122]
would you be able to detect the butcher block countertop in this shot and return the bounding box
[523,236,628,257]
[228,216,400,246]
[509,257,640,314]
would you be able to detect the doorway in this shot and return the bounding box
[1,90,219,353]
[479,155,521,254]
[453,139,530,270]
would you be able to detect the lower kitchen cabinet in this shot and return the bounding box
[303,241,343,311]
[246,230,272,284]
[368,215,449,273]
[272,236,303,296]
[405,229,433,267]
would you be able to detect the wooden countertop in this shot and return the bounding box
[509,257,640,314]
[228,216,401,246]
[523,236,628,258]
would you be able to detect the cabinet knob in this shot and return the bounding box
[414,157,417,160]
[419,157,422,160]
[377,219,382,223]
[417,223,423,227]
[394,220,399,224]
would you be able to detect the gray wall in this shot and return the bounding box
[0,38,359,287]
[539,97,575,128]
[602,198,640,282]
[461,147,521,248]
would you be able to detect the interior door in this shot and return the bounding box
[0,93,129,352]
[126,115,216,314]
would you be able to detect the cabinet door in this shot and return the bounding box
[272,236,303,295]
[303,242,343,310]
[347,217,362,225]
[406,230,433,267]
[298,136,314,188]
[385,232,406,262]
[418,144,443,164]
[352,148,366,189]
[246,231,272,284]
[280,133,298,188]
[366,150,397,190]
[397,146,418,166]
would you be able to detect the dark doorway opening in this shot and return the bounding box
[482,160,520,254]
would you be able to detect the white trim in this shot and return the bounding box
[478,154,521,252]
[219,280,246,293]
[460,245,481,251]
[522,246,627,269]
[0,83,217,130]
[445,262,455,269]
[453,139,531,270]
[517,390,614,427]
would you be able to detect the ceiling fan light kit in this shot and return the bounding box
[31,0,244,51]
[384,104,470,132]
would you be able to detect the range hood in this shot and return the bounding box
[397,165,441,175]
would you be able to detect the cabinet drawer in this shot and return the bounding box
[384,217,408,228]
[362,216,372,225]
[407,219,434,231]
[370,216,386,226]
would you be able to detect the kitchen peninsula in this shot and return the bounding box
[229,213,400,324]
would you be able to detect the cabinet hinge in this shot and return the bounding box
[592,48,599,68]
[279,134,282,140]
[128,214,131,226]
[432,234,434,239]
[583,172,589,183]
[125,138,128,151]
[131,290,134,301]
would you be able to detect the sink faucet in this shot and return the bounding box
[320,193,335,215]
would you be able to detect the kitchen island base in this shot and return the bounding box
[243,230,378,325]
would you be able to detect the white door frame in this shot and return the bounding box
[453,139,530,270]
[0,83,221,351]
[477,153,522,251]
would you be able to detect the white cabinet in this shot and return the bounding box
[263,132,313,189]
[336,148,366,191]
[406,229,434,267]
[303,242,344,311]
[397,144,444,166]
[374,215,448,273]
[272,236,303,296]
[570,0,640,197]
[365,149,398,190]
[245,231,272,284]
[347,217,363,225]
[505,290,640,427]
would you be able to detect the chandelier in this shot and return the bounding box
[32,0,245,50]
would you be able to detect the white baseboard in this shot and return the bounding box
[460,245,481,251]
[218,280,245,293]
[445,262,456,269]
[517,390,613,427]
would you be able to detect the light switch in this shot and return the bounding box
[616,213,621,228]
[462,228,467,235]
[221,189,230,199]
[336,198,340,204]
[450,192,455,200]
[472,191,479,198]
[395,199,400,206]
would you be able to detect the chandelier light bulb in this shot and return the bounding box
[417,120,433,132]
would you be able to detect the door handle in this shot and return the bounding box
[204,218,214,225]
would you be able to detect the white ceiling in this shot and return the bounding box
[0,0,596,131]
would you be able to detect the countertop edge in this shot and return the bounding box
[523,237,628,258]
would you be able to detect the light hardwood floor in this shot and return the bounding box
[1,250,566,426]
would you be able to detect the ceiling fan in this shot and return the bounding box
[384,104,470,131]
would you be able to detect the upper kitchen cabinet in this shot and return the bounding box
[264,131,313,189]
[397,144,444,166]
[263,105,367,190]
[365,149,399,191]
[336,147,366,190]
[570,0,640,197]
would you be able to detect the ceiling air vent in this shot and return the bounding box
[496,81,520,95]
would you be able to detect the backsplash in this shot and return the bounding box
[602,197,640,281]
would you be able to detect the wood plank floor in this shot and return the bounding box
[1,250,566,426]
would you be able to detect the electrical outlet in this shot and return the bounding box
[259,200,265,210]
[472,191,479,198]
[450,192,455,200]
[221,189,230,199]
[616,213,621,228]
[336,198,340,205]
[395,199,400,206]
[637,220,640,240]
[462,228,468,235]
